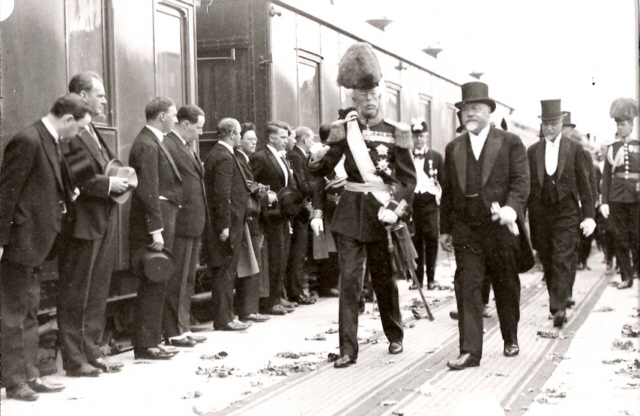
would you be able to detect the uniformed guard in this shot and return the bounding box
[600,98,639,290]
[308,42,416,369]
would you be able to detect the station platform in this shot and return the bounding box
[2,250,638,416]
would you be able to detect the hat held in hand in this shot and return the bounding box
[105,159,138,204]
[337,42,382,90]
[132,246,176,283]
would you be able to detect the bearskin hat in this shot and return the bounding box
[610,98,637,121]
[337,42,382,90]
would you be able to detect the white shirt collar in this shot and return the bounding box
[41,117,59,142]
[218,140,234,153]
[171,130,187,146]
[145,125,165,143]
[267,144,282,158]
[296,145,307,157]
[469,124,491,142]
[237,149,250,162]
[414,145,428,154]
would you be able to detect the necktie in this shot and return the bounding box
[413,153,425,160]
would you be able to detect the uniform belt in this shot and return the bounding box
[615,172,639,179]
[344,182,392,193]
[326,194,341,203]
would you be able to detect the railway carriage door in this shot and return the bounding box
[297,53,322,134]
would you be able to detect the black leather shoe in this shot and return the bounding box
[319,288,339,297]
[566,297,576,308]
[553,310,567,328]
[618,280,633,290]
[503,342,520,357]
[427,282,437,290]
[333,355,356,368]
[134,347,175,360]
[447,353,480,370]
[280,298,298,308]
[89,358,123,373]
[168,337,197,347]
[388,341,403,354]
[27,377,65,393]
[186,334,207,343]
[290,294,316,305]
[260,305,287,315]
[240,313,271,323]
[6,382,39,401]
[449,310,459,320]
[216,321,250,331]
[66,363,101,377]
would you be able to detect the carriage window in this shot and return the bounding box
[66,0,109,123]
[297,56,321,133]
[155,6,186,107]
[386,85,401,122]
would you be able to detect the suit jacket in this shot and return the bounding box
[440,127,530,234]
[204,142,250,266]
[287,146,312,199]
[164,132,207,238]
[251,147,296,223]
[1,120,67,266]
[128,127,182,246]
[527,135,595,220]
[62,124,117,241]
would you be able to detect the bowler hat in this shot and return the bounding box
[105,159,138,204]
[562,111,576,128]
[131,246,176,282]
[454,82,496,113]
[277,186,303,218]
[538,100,565,121]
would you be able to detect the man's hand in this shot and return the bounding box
[150,232,164,251]
[267,191,277,205]
[600,203,609,218]
[580,218,596,237]
[439,234,453,252]
[110,177,129,194]
[310,218,324,236]
[309,142,329,162]
[0,246,4,261]
[491,203,517,225]
[378,209,398,225]
[220,228,229,242]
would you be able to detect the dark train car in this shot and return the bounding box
[195,0,516,155]
[0,0,198,369]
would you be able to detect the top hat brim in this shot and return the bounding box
[538,114,565,121]
[454,98,496,113]
[132,246,176,282]
[563,123,576,128]
[105,159,138,204]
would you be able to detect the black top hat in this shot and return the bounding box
[277,186,303,218]
[105,159,138,204]
[454,82,496,113]
[562,111,576,128]
[539,100,565,121]
[131,246,176,282]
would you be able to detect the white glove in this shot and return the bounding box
[310,218,324,236]
[378,209,399,225]
[309,142,329,162]
[600,204,609,218]
[580,218,596,237]
[491,203,519,235]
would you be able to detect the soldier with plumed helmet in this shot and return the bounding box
[600,98,639,289]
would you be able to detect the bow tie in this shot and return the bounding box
[413,153,425,160]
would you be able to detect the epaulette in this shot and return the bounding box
[392,121,412,149]
[327,120,346,143]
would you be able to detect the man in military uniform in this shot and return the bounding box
[600,98,638,290]
[309,42,416,368]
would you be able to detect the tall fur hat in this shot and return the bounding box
[337,42,382,90]
[609,98,637,121]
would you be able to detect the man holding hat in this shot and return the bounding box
[527,100,595,328]
[309,42,416,368]
[56,72,129,376]
[600,98,639,289]
[439,81,531,370]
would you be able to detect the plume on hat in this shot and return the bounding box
[610,98,638,120]
[337,42,382,90]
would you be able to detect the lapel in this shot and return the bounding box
[169,132,203,176]
[78,127,109,169]
[266,148,286,187]
[536,140,545,186]
[35,120,64,190]
[144,127,182,182]
[92,124,116,159]
[481,127,503,187]
[454,135,468,194]
[422,148,432,174]
[556,136,570,180]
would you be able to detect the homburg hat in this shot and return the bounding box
[455,82,496,113]
[538,99,565,121]
[105,159,138,204]
[131,246,176,283]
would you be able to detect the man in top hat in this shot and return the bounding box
[600,98,639,289]
[309,42,416,368]
[409,117,443,291]
[56,72,129,377]
[285,126,317,306]
[204,118,252,331]
[129,97,182,360]
[439,81,532,370]
[161,104,208,346]
[251,121,298,316]
[527,100,595,328]
[1,94,93,400]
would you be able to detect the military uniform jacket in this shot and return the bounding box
[601,138,639,203]
[309,118,416,242]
